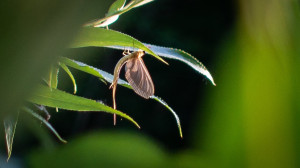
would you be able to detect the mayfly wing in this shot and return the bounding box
[125,57,154,99]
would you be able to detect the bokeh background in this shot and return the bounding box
[0,0,300,167]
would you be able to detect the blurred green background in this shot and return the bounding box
[0,0,300,167]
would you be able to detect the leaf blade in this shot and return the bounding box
[48,66,60,89]
[4,113,19,161]
[23,107,67,143]
[107,0,126,16]
[59,62,77,94]
[150,96,182,138]
[60,57,131,88]
[86,0,154,27]
[27,85,140,128]
[70,27,168,64]
[109,44,216,85]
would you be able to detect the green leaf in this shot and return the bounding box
[70,27,168,64]
[27,85,140,129]
[94,0,126,28]
[48,65,59,89]
[28,132,169,168]
[85,0,154,27]
[107,0,126,16]
[92,0,126,27]
[109,44,216,85]
[60,57,182,137]
[23,107,67,143]
[59,57,129,88]
[150,96,182,138]
[59,62,77,94]
[130,0,154,8]
[4,113,19,161]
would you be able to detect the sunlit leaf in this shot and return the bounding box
[71,27,167,64]
[131,0,154,8]
[4,113,19,161]
[59,62,77,94]
[23,107,67,143]
[60,57,182,137]
[27,85,140,128]
[85,0,154,27]
[107,0,126,16]
[150,96,182,138]
[93,0,126,27]
[109,44,216,85]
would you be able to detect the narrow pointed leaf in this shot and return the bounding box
[150,96,182,138]
[85,0,154,27]
[59,57,130,88]
[60,57,182,137]
[131,0,154,8]
[70,27,168,64]
[35,105,51,121]
[23,107,67,143]
[92,0,126,27]
[59,62,77,94]
[107,0,126,16]
[109,44,216,85]
[27,85,140,128]
[49,66,59,89]
[4,113,19,161]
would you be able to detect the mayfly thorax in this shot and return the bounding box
[109,49,155,125]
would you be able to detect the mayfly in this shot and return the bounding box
[109,49,154,125]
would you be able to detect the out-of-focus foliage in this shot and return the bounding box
[0,0,110,119]
[0,0,112,162]
[28,132,170,168]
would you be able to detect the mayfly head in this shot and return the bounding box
[136,50,146,58]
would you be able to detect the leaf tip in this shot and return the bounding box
[203,70,216,86]
[157,57,168,65]
[178,123,183,138]
[136,123,141,129]
[73,86,77,94]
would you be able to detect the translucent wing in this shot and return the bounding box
[125,57,154,99]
